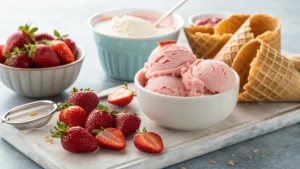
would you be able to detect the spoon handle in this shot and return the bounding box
[153,0,188,27]
[96,83,135,98]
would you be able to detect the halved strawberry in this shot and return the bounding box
[157,40,176,46]
[133,128,164,154]
[92,128,126,150]
[107,82,135,106]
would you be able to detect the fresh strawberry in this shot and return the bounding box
[2,23,37,55]
[85,104,118,133]
[58,102,87,127]
[115,111,141,136]
[107,82,135,106]
[35,33,54,42]
[5,48,32,68]
[51,121,98,153]
[54,30,77,56]
[51,40,75,64]
[0,45,6,63]
[68,88,99,114]
[92,128,126,150]
[26,43,60,68]
[157,40,176,46]
[133,128,164,154]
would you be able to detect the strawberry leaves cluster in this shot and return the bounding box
[50,86,163,154]
[0,23,77,68]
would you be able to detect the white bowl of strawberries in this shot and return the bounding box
[0,23,84,98]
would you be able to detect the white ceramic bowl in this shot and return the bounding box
[134,69,240,131]
[188,11,233,25]
[0,46,85,98]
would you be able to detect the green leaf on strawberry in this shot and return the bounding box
[51,121,69,138]
[57,101,74,111]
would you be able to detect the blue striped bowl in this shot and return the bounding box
[88,9,184,81]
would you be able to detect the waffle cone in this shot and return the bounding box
[234,39,300,101]
[214,14,281,66]
[184,15,250,59]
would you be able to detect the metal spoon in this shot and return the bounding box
[153,0,188,27]
[1,83,134,130]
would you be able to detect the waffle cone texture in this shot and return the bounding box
[184,15,250,59]
[233,39,300,101]
[214,14,281,66]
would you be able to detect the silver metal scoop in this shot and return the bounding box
[1,83,134,130]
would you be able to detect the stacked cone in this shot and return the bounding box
[184,14,250,59]
[214,14,281,66]
[185,13,300,101]
[234,39,300,101]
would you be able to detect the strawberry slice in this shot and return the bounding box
[133,128,164,154]
[92,128,126,150]
[157,40,176,46]
[107,82,135,106]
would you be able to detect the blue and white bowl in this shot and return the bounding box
[88,9,184,81]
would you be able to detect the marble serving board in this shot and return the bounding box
[1,88,300,169]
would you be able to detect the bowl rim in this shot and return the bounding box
[0,45,85,71]
[134,68,240,100]
[87,8,184,40]
[188,11,233,25]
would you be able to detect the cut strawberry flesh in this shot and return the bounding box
[109,88,133,102]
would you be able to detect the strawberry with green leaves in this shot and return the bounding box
[107,82,135,107]
[58,101,87,127]
[85,104,118,133]
[54,30,77,56]
[92,128,126,150]
[51,121,98,153]
[68,88,99,114]
[26,43,60,67]
[116,111,141,136]
[5,47,33,68]
[3,23,37,55]
[133,128,164,154]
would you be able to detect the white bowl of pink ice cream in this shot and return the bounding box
[134,42,239,131]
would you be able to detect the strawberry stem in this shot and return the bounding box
[19,23,38,41]
[57,101,74,111]
[54,30,69,40]
[96,104,109,112]
[51,121,68,138]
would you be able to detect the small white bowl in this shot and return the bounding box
[0,46,85,98]
[188,11,233,25]
[134,69,240,131]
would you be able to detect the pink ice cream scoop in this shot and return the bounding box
[189,59,236,94]
[181,59,206,96]
[145,76,187,97]
[144,43,196,79]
